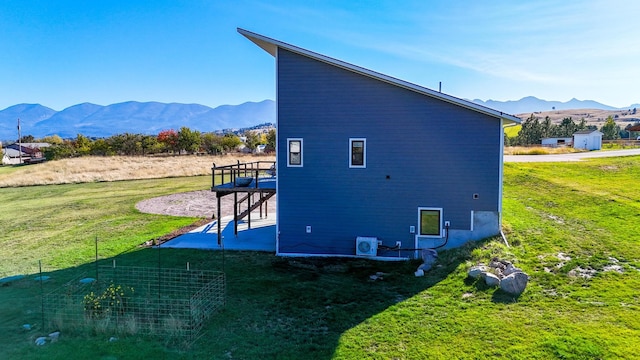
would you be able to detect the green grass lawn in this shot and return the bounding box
[504,124,521,138]
[1,158,639,359]
[0,176,209,277]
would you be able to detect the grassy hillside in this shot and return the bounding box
[506,107,640,142]
[504,124,521,138]
[1,156,639,359]
[517,108,640,129]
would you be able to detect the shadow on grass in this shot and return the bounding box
[1,240,487,359]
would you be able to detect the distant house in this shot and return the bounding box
[2,143,50,164]
[236,144,252,154]
[541,137,573,147]
[573,130,603,150]
[255,144,267,154]
[239,29,521,258]
[2,148,19,165]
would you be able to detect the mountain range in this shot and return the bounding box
[1,96,638,141]
[0,100,275,141]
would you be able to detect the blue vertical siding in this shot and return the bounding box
[276,48,501,255]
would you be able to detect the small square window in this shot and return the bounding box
[349,138,366,168]
[288,138,303,167]
[418,208,442,237]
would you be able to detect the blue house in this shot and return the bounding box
[239,28,521,259]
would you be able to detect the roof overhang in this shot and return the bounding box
[238,28,521,126]
[573,130,604,136]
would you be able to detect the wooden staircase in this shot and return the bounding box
[236,192,276,221]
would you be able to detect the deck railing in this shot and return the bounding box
[211,160,276,190]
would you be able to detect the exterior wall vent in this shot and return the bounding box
[356,237,378,256]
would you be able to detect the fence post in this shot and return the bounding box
[95,236,99,283]
[39,260,45,331]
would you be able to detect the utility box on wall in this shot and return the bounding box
[355,237,378,256]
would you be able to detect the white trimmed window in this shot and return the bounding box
[418,207,443,238]
[349,138,366,168]
[287,138,303,167]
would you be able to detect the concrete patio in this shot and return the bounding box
[160,213,276,252]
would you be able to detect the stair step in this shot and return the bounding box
[237,192,276,220]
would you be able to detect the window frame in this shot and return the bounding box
[417,207,443,238]
[349,138,366,168]
[287,138,303,167]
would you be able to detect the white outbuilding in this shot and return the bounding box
[573,130,603,150]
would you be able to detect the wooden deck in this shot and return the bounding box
[211,161,276,245]
[211,160,276,193]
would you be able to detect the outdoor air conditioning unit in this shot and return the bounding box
[356,236,378,256]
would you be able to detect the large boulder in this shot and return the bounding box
[500,272,529,295]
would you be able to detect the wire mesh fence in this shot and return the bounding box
[43,264,225,345]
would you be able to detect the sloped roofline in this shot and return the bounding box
[238,28,521,125]
[573,129,604,135]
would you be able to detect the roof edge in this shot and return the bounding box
[238,28,521,125]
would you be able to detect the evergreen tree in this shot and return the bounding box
[541,116,553,138]
[577,118,587,131]
[516,114,542,145]
[557,117,577,137]
[243,131,261,151]
[266,129,276,152]
[19,135,36,143]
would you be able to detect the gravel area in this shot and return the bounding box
[135,190,276,218]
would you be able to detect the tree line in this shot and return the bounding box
[16,127,276,160]
[509,114,639,146]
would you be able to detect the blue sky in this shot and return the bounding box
[1,0,638,111]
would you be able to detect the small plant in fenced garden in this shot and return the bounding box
[83,283,134,319]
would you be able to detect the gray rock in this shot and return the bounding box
[489,260,506,270]
[500,272,529,295]
[421,249,438,265]
[35,337,47,346]
[468,265,489,279]
[484,272,501,287]
[500,259,512,267]
[49,331,60,342]
[503,264,522,276]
